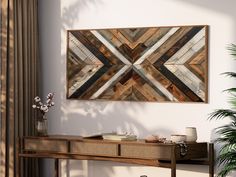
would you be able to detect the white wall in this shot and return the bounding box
[38,0,236,177]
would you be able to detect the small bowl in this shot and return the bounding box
[170,134,186,143]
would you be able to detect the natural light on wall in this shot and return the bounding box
[38,0,236,176]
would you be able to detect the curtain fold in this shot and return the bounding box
[0,0,39,177]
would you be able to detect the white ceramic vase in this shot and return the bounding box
[185,127,197,142]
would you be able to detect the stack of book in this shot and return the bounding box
[102,133,137,141]
[84,132,137,141]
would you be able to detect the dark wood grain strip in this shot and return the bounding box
[81,30,126,65]
[132,87,149,101]
[71,31,114,66]
[157,66,203,102]
[119,28,149,43]
[80,65,126,99]
[153,26,204,101]
[166,84,192,102]
[185,47,206,82]
[132,68,170,101]
[154,26,204,68]
[69,65,110,98]
[67,49,87,80]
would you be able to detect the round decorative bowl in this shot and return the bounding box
[170,134,186,143]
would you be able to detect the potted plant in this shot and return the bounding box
[209,44,236,177]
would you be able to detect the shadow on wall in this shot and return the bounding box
[41,0,236,177]
[176,0,236,42]
[61,0,103,31]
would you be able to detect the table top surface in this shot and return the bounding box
[22,135,207,146]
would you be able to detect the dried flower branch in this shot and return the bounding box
[32,93,55,118]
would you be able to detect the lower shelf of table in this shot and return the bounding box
[19,152,210,169]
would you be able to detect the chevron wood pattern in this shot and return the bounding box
[67,25,208,102]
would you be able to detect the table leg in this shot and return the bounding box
[209,143,214,177]
[55,159,59,177]
[171,146,176,177]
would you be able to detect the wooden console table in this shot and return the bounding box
[18,135,214,177]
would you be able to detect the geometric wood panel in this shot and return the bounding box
[67,25,208,102]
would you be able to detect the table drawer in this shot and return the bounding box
[176,143,208,160]
[24,138,68,153]
[120,144,172,160]
[70,141,118,157]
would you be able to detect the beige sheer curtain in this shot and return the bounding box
[0,0,39,177]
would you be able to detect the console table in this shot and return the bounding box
[18,135,214,177]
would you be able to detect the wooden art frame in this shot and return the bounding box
[67,25,208,102]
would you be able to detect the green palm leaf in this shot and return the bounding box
[222,72,236,78]
[209,43,236,177]
[227,44,236,58]
[208,109,236,120]
[217,163,236,177]
[223,88,236,97]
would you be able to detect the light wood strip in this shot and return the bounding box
[69,33,103,65]
[112,78,135,100]
[90,65,131,99]
[91,30,131,65]
[110,28,158,49]
[134,83,166,101]
[134,27,180,65]
[134,65,177,101]
[144,27,171,47]
[165,29,205,65]
[165,65,205,101]
[188,47,206,65]
[99,30,123,48]
[68,65,103,97]
[147,27,193,64]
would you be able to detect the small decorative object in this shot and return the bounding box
[145,135,159,143]
[185,127,197,142]
[145,135,166,143]
[170,134,186,143]
[32,93,55,136]
[178,143,188,156]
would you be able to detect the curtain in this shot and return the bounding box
[0,0,39,177]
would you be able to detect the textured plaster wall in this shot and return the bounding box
[38,0,236,176]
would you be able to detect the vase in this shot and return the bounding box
[36,116,48,136]
[185,127,197,142]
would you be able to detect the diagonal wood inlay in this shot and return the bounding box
[67,25,208,102]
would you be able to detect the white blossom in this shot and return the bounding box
[41,105,49,112]
[34,96,41,102]
[47,93,53,99]
[32,92,55,117]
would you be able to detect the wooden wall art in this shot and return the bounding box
[67,25,208,102]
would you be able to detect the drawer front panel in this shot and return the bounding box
[24,139,68,153]
[176,143,208,160]
[70,141,118,157]
[121,144,172,160]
